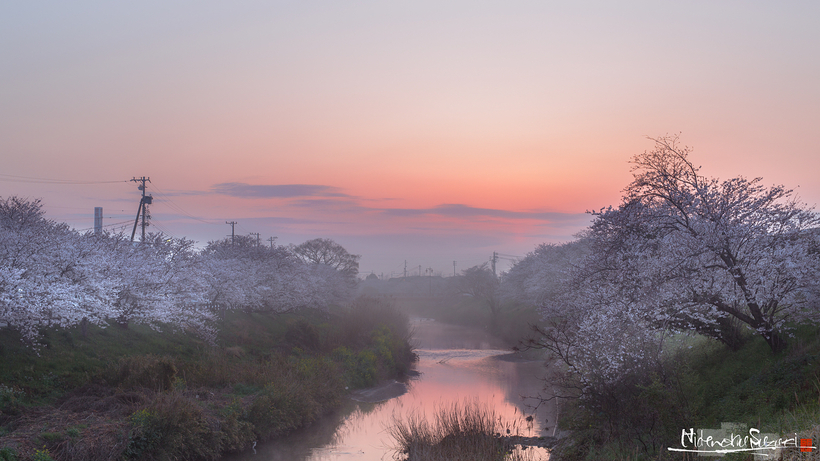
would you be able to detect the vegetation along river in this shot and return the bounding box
[223,318,555,460]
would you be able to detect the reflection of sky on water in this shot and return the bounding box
[225,320,553,461]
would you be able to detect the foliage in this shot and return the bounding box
[0,196,367,348]
[289,237,360,285]
[506,136,820,459]
[552,331,820,460]
[199,235,324,313]
[124,393,220,461]
[583,135,820,352]
[0,448,18,461]
[0,384,23,416]
[30,448,53,461]
[500,241,588,308]
[0,197,117,346]
[456,263,502,321]
[521,136,820,392]
[0,294,415,460]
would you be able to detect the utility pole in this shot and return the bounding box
[226,221,237,245]
[491,251,498,277]
[404,260,407,279]
[453,260,456,277]
[130,177,152,242]
[249,232,260,246]
[267,237,276,249]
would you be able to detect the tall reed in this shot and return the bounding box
[389,400,547,461]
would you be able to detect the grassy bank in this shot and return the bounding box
[0,297,416,461]
[550,326,820,460]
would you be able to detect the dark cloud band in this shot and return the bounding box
[211,183,348,198]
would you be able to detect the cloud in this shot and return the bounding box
[211,183,349,198]
[381,203,587,223]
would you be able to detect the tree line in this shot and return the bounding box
[0,197,360,347]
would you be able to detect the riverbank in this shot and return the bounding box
[0,297,416,461]
[548,326,820,460]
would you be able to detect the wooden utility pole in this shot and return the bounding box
[249,232,260,246]
[226,221,237,245]
[130,177,151,242]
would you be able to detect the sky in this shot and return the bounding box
[1,1,819,278]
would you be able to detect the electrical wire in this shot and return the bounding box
[74,219,134,233]
[148,183,223,225]
[0,173,128,185]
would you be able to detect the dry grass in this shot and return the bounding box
[388,400,550,461]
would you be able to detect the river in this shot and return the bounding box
[224,318,555,460]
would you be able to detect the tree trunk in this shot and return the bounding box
[763,329,787,353]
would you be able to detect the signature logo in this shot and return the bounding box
[667,423,815,457]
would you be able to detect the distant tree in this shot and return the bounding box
[290,238,360,285]
[458,263,501,321]
[500,241,589,308]
[200,235,308,313]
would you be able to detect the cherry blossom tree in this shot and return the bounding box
[199,235,353,313]
[501,241,589,308]
[516,135,820,400]
[581,135,820,352]
[104,232,213,338]
[0,197,118,344]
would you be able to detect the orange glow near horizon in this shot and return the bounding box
[2,2,819,274]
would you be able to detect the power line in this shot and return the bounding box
[149,183,222,225]
[0,173,128,185]
[75,219,134,233]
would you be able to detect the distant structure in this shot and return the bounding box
[94,207,103,234]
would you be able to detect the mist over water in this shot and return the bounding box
[224,318,554,461]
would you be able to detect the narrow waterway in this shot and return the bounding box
[224,318,555,460]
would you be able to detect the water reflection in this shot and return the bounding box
[224,319,553,461]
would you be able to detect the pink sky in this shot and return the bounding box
[2,1,819,277]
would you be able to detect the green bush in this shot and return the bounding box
[0,447,18,461]
[124,393,220,461]
[217,398,255,453]
[247,381,320,439]
[0,384,23,416]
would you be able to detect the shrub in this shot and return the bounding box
[124,393,220,461]
[0,384,23,416]
[217,398,255,453]
[0,447,18,461]
[247,381,319,439]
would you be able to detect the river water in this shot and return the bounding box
[224,318,554,460]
